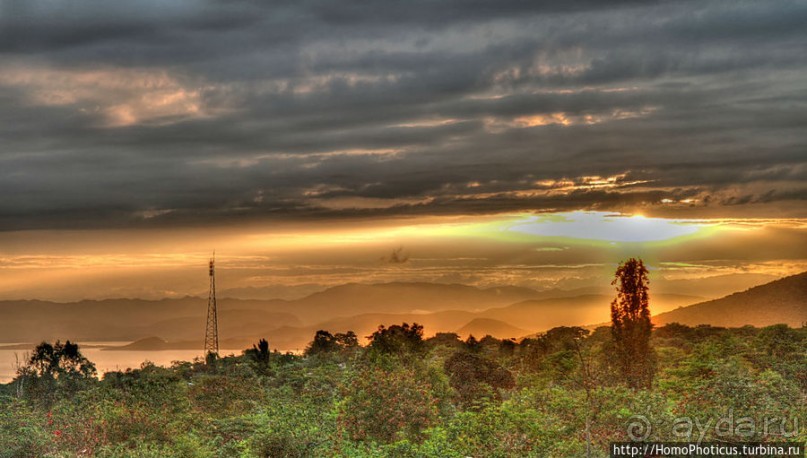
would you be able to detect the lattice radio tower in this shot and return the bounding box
[204,253,219,357]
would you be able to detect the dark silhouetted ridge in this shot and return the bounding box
[653,272,807,327]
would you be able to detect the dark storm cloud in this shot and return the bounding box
[1,0,806,230]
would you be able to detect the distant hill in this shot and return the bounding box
[219,284,326,301]
[2,276,776,352]
[284,282,542,323]
[0,282,536,344]
[134,309,303,342]
[239,309,480,350]
[307,310,476,337]
[653,272,807,327]
[456,318,529,339]
[107,336,174,351]
[259,292,700,349]
[652,273,778,299]
[103,336,255,352]
[478,293,702,332]
[0,297,295,343]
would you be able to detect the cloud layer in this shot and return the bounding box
[1,0,806,229]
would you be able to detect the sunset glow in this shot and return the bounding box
[0,212,803,302]
[0,3,805,451]
[505,212,709,243]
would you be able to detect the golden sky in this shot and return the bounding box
[2,212,804,301]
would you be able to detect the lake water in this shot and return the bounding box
[0,343,245,383]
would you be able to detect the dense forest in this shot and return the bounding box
[1,321,804,457]
[2,260,804,457]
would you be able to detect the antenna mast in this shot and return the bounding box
[205,253,219,357]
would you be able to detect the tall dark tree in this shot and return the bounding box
[307,330,339,355]
[305,330,359,356]
[15,340,96,404]
[22,340,96,379]
[610,258,655,389]
[367,323,424,356]
[247,338,271,364]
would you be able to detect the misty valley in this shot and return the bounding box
[1,269,805,456]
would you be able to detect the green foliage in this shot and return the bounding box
[1,322,804,456]
[337,361,439,444]
[754,324,807,390]
[245,385,334,457]
[24,340,97,379]
[0,396,52,458]
[190,373,263,417]
[367,322,425,356]
[426,332,463,350]
[305,330,359,357]
[444,351,515,409]
[14,340,97,408]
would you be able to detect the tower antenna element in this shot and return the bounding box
[205,252,219,357]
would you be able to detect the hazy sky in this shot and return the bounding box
[1,1,805,300]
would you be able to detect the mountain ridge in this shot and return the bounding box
[2,275,800,350]
[653,271,807,327]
